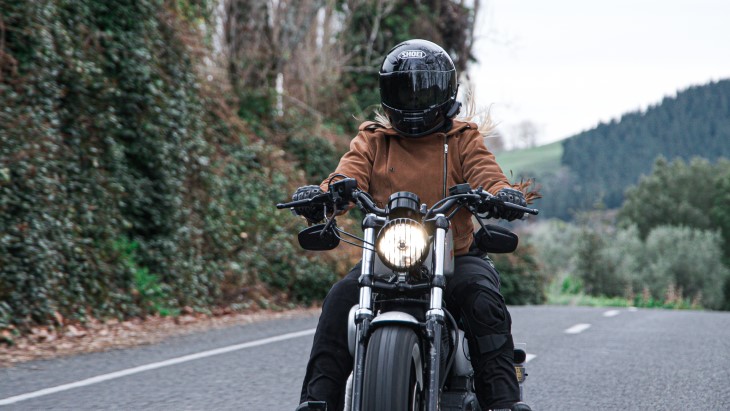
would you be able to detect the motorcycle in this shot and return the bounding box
[277,177,538,411]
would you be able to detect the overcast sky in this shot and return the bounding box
[468,0,730,146]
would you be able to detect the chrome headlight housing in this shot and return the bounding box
[376,218,429,272]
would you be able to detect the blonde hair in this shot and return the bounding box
[455,86,496,137]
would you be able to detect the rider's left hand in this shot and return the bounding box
[495,187,526,221]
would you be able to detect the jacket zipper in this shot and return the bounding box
[443,135,448,198]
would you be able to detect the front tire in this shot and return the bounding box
[362,325,422,411]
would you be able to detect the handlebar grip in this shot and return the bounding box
[509,203,539,215]
[276,199,311,209]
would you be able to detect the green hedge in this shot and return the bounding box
[0,0,338,332]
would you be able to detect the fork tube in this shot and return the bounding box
[429,221,446,315]
[358,223,376,313]
[351,214,377,411]
[426,215,449,411]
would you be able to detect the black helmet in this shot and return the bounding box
[379,39,460,137]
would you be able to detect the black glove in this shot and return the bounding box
[495,187,527,221]
[291,185,325,223]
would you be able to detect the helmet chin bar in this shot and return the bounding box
[402,121,445,138]
[445,97,462,118]
[386,98,460,137]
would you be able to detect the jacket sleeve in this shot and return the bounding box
[319,131,374,194]
[459,129,511,195]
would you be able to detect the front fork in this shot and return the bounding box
[350,214,378,411]
[425,214,449,411]
[350,214,449,411]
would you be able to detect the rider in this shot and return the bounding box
[293,39,534,411]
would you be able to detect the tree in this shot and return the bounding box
[618,158,730,308]
[221,0,481,126]
[514,120,538,149]
[222,0,325,121]
[484,128,506,153]
[618,157,730,244]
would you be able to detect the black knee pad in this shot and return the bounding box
[460,285,513,361]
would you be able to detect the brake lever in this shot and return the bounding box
[276,192,332,209]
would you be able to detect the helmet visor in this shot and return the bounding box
[380,70,456,111]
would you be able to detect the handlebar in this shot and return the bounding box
[277,181,538,219]
[427,191,538,217]
[352,191,387,215]
[276,190,388,215]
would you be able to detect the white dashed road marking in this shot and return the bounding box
[603,310,621,317]
[0,328,316,406]
[564,323,592,334]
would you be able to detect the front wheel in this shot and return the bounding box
[361,325,423,411]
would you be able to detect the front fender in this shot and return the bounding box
[347,307,422,356]
[370,311,420,326]
[347,305,358,357]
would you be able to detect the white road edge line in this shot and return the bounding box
[603,310,621,317]
[564,323,591,334]
[0,328,316,406]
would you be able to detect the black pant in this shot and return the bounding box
[300,255,520,411]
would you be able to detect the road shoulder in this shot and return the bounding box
[1,306,322,368]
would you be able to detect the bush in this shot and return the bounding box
[491,245,548,305]
[286,135,340,183]
[574,228,637,298]
[526,219,633,298]
[526,219,730,310]
[640,226,729,310]
[526,219,583,281]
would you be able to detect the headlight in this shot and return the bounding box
[376,218,429,272]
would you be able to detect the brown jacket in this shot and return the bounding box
[320,120,512,256]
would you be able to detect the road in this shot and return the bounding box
[1,306,729,410]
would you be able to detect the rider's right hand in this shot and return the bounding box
[292,185,325,223]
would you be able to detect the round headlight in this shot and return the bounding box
[376,218,429,272]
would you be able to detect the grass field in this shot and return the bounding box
[495,140,564,177]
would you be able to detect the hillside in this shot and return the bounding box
[513,80,730,219]
[561,79,730,209]
[496,140,562,178]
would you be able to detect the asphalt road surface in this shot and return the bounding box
[2,306,729,410]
